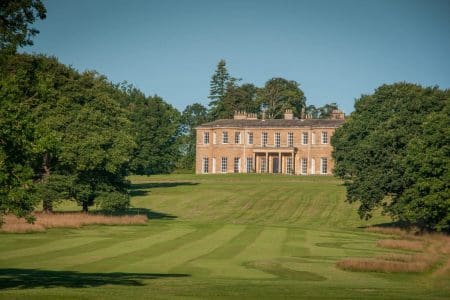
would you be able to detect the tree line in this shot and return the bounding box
[3,1,447,232]
[179,59,340,170]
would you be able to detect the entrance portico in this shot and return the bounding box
[253,147,296,174]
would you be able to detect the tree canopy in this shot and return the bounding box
[0,0,46,53]
[332,83,450,232]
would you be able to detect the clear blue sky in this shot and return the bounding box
[23,0,450,114]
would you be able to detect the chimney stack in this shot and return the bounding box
[284,109,293,120]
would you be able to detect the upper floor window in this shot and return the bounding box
[203,132,209,144]
[302,132,308,145]
[247,132,253,145]
[288,132,294,147]
[275,132,280,148]
[262,132,268,147]
[222,131,228,144]
[321,132,328,144]
[321,157,328,174]
[235,132,241,144]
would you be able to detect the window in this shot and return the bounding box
[286,157,293,174]
[301,158,307,175]
[213,132,217,144]
[221,157,228,173]
[234,157,240,173]
[262,132,268,147]
[222,131,228,144]
[321,157,328,174]
[246,157,253,173]
[288,132,294,147]
[260,157,267,172]
[302,132,308,145]
[202,157,209,173]
[321,132,328,144]
[203,132,209,144]
[247,132,253,145]
[275,132,280,148]
[235,132,241,144]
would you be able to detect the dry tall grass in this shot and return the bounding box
[1,213,148,233]
[337,258,433,273]
[338,226,450,274]
[376,239,424,251]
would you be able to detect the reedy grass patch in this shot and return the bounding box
[1,213,147,233]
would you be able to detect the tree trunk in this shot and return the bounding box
[42,153,53,213]
[82,202,89,213]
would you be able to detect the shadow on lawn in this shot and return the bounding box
[130,181,198,197]
[94,208,177,220]
[358,220,409,229]
[0,268,189,289]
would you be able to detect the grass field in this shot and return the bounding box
[1,174,449,299]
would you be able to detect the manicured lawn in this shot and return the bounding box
[0,174,448,299]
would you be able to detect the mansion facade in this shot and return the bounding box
[195,110,345,175]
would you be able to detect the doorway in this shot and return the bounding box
[272,157,279,174]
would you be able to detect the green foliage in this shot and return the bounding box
[257,77,306,119]
[0,0,46,53]
[306,103,339,119]
[178,103,209,171]
[118,86,181,175]
[0,53,136,215]
[208,59,230,119]
[332,82,450,231]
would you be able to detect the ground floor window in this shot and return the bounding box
[234,157,240,173]
[286,157,293,174]
[221,157,228,173]
[202,157,209,173]
[246,157,253,173]
[260,157,267,173]
[321,157,328,174]
[301,158,307,175]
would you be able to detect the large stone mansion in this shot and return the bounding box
[195,109,345,175]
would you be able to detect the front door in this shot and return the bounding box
[273,157,279,174]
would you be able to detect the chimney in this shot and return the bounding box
[284,109,293,120]
[301,107,305,119]
[247,113,257,120]
[330,109,345,120]
[233,111,247,120]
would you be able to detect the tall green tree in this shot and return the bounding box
[123,92,181,175]
[0,0,46,53]
[208,59,231,120]
[332,83,449,231]
[1,54,136,215]
[257,78,306,119]
[179,103,209,171]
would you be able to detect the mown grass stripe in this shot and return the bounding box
[0,237,107,261]
[123,224,245,273]
[50,226,195,269]
[202,226,263,260]
[81,225,217,272]
[235,227,287,260]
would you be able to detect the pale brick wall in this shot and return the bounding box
[196,125,339,175]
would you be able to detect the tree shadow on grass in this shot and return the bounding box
[0,268,189,290]
[94,208,177,220]
[130,182,198,197]
[358,220,409,229]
